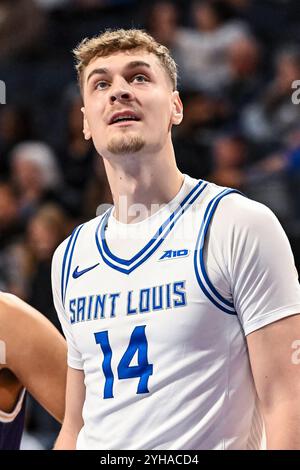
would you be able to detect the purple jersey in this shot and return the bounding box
[0,392,26,450]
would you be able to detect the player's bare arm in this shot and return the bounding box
[0,292,67,422]
[247,314,300,449]
[54,367,85,449]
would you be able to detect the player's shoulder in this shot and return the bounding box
[214,185,276,228]
[200,180,283,242]
[184,175,280,240]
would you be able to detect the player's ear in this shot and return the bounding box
[81,107,92,140]
[171,91,183,126]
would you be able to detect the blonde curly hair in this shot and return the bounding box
[73,28,178,92]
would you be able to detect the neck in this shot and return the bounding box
[102,143,183,224]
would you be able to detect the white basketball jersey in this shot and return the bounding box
[52,174,300,450]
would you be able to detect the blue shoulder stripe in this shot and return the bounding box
[194,188,242,315]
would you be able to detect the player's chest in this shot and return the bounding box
[65,246,230,356]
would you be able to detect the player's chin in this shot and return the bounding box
[107,134,145,155]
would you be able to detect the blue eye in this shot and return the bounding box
[95,81,109,90]
[132,75,148,83]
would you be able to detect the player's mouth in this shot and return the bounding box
[109,110,141,126]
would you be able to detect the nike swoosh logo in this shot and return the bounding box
[72,263,99,279]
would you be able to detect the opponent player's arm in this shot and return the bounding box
[247,314,300,449]
[54,366,85,450]
[0,368,23,414]
[0,292,67,422]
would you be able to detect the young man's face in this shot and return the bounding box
[81,50,183,158]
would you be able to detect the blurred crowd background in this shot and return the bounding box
[1,0,300,449]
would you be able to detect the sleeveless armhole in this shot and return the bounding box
[194,188,242,315]
[61,224,84,306]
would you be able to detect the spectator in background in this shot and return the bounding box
[145,1,179,51]
[208,128,297,234]
[0,106,34,178]
[0,182,25,295]
[284,128,300,219]
[57,87,95,217]
[145,0,248,93]
[176,0,250,91]
[242,125,300,230]
[0,182,23,251]
[10,141,76,223]
[173,89,231,179]
[0,0,46,60]
[26,204,71,330]
[209,132,248,189]
[242,47,300,144]
[145,0,198,92]
[224,36,264,111]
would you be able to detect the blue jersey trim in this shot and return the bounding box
[97,222,180,275]
[95,180,208,274]
[99,180,204,266]
[194,265,236,314]
[200,189,239,307]
[61,228,79,305]
[194,188,242,315]
[62,224,84,306]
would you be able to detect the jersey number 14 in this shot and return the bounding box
[94,325,153,399]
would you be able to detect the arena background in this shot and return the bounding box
[0,0,300,449]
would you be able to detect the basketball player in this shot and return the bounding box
[52,29,300,450]
[0,292,66,449]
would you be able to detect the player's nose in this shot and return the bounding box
[109,79,134,104]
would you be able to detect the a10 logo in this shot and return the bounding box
[159,249,189,260]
